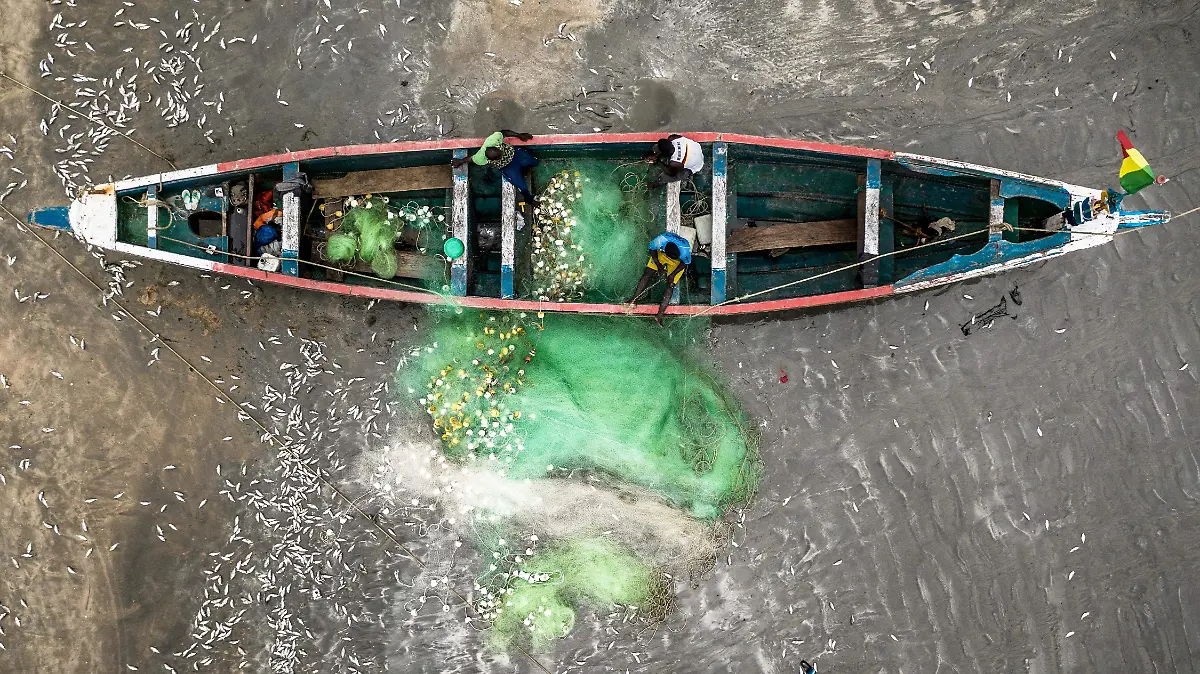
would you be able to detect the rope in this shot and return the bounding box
[694,227,991,315]
[1176,205,1200,219]
[0,203,555,674]
[154,234,447,296]
[122,194,182,231]
[695,208,1193,317]
[0,71,178,170]
[680,175,710,218]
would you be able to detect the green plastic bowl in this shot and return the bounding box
[443,237,465,259]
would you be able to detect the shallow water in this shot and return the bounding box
[1,0,1198,671]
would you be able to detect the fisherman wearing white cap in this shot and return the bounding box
[644,134,705,188]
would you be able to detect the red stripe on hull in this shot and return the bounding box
[719,134,893,160]
[212,263,892,316]
[216,133,892,173]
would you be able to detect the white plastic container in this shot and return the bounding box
[692,214,713,246]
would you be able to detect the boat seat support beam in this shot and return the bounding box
[147,184,159,250]
[989,179,1005,242]
[858,159,881,287]
[710,141,728,304]
[878,176,895,284]
[451,149,470,296]
[666,180,681,304]
[501,180,516,299]
[281,162,300,276]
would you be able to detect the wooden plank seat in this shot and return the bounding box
[727,218,857,254]
[312,165,453,199]
[314,239,443,282]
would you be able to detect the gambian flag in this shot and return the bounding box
[1117,130,1155,194]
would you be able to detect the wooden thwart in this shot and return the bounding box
[336,250,442,281]
[727,218,857,253]
[313,165,453,198]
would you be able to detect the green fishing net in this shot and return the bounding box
[324,196,448,280]
[528,160,656,303]
[570,161,656,299]
[352,208,398,264]
[371,250,398,279]
[405,309,758,652]
[408,311,761,520]
[480,537,666,652]
[325,233,358,263]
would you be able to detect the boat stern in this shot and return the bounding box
[27,184,119,248]
[68,184,119,247]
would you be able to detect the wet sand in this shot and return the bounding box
[1,0,1199,671]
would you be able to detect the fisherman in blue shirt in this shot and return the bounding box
[628,231,691,325]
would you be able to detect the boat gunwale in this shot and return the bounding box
[217,132,896,171]
[207,259,896,316]
[112,132,895,192]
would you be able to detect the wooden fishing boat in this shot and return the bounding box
[30,133,1170,317]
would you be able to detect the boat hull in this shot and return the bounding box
[33,132,1169,317]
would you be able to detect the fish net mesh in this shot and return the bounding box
[409,311,762,521]
[479,536,669,652]
[405,310,760,650]
[350,204,398,264]
[324,232,358,263]
[323,197,448,279]
[527,160,657,303]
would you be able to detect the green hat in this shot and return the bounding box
[472,131,506,166]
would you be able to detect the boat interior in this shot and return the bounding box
[111,140,1070,305]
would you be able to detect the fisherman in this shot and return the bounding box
[628,231,691,326]
[643,134,704,188]
[453,129,539,202]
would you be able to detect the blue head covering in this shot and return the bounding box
[649,232,692,264]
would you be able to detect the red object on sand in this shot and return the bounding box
[778,369,788,384]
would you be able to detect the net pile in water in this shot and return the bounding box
[418,313,531,457]
[410,312,761,520]
[406,310,761,651]
[480,536,667,652]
